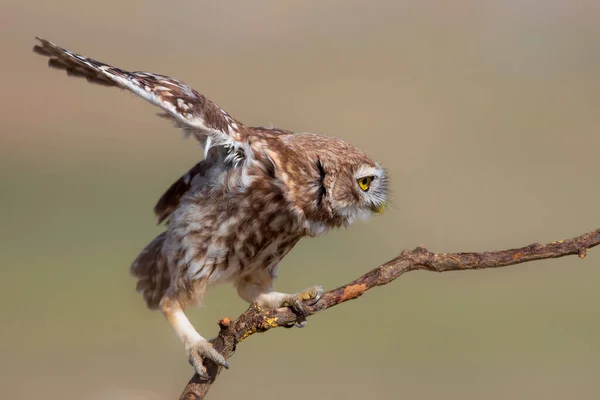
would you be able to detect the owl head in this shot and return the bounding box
[324,160,388,223]
[280,133,388,233]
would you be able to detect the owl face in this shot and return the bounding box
[327,160,388,224]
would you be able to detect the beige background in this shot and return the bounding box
[2,0,600,399]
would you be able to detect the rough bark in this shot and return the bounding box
[179,228,600,400]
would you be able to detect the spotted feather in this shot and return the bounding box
[33,37,245,156]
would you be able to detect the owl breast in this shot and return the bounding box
[163,165,304,289]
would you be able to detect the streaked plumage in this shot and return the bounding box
[33,37,389,377]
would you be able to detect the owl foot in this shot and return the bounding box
[281,285,323,328]
[185,338,229,379]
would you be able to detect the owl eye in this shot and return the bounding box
[357,176,373,192]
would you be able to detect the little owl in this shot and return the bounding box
[33,37,388,378]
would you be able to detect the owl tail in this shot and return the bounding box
[130,232,170,310]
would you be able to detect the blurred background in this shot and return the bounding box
[2,0,600,399]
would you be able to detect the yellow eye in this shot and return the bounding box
[358,176,373,192]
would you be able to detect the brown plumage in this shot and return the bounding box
[153,158,216,225]
[33,37,389,378]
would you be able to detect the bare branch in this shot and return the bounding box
[178,228,600,400]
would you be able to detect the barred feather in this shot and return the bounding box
[130,232,169,309]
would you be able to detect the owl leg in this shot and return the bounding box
[235,273,322,327]
[159,296,229,378]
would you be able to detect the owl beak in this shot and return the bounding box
[371,203,386,215]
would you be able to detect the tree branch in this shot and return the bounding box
[178,228,600,400]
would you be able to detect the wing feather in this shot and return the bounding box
[33,37,245,154]
[153,157,219,224]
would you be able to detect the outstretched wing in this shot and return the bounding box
[33,37,245,157]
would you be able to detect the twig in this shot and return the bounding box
[178,228,600,400]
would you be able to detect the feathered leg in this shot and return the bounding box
[235,268,322,328]
[159,295,228,378]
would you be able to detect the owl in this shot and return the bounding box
[33,37,388,378]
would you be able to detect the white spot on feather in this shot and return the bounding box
[304,219,329,236]
[177,98,190,111]
[217,217,239,236]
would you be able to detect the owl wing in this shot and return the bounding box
[153,157,218,224]
[33,37,246,159]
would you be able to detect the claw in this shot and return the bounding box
[306,286,323,306]
[188,354,210,379]
[284,285,323,327]
[294,320,307,328]
[297,285,323,306]
[185,339,229,378]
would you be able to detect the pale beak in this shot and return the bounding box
[371,203,386,215]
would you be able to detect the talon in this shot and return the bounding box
[185,339,229,378]
[306,286,323,306]
[296,285,323,306]
[294,320,307,328]
[283,285,322,327]
[198,369,211,380]
[188,354,209,379]
[290,298,309,318]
